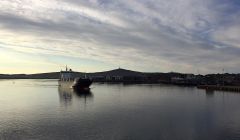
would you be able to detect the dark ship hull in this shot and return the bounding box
[72,78,92,91]
[58,78,92,91]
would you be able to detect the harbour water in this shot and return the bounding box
[0,79,240,140]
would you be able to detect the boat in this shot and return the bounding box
[58,66,92,91]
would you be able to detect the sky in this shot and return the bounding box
[0,0,240,74]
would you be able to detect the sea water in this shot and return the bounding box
[0,79,240,140]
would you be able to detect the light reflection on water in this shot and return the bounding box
[58,87,93,107]
[0,80,240,140]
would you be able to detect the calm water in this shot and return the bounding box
[1,80,240,140]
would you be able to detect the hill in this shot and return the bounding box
[0,68,144,79]
[88,68,144,77]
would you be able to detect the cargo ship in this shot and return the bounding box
[58,67,92,91]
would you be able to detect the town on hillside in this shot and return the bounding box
[1,68,240,86]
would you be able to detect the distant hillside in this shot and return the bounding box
[0,72,60,79]
[27,72,60,79]
[0,74,28,79]
[88,68,145,77]
[0,68,144,79]
[0,69,189,79]
[1,68,240,86]
[0,72,83,79]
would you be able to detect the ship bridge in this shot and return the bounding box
[60,67,74,81]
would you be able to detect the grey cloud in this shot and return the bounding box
[0,0,240,73]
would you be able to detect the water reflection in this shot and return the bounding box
[58,87,93,106]
[1,80,240,140]
[205,89,215,97]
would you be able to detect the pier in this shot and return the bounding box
[197,85,240,93]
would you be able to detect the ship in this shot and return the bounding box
[58,66,92,91]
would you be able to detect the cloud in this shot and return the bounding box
[0,0,240,74]
[212,23,240,48]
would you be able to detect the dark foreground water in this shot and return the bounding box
[0,80,240,140]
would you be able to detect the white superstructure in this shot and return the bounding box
[59,66,75,88]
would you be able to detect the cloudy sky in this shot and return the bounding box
[0,0,240,74]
